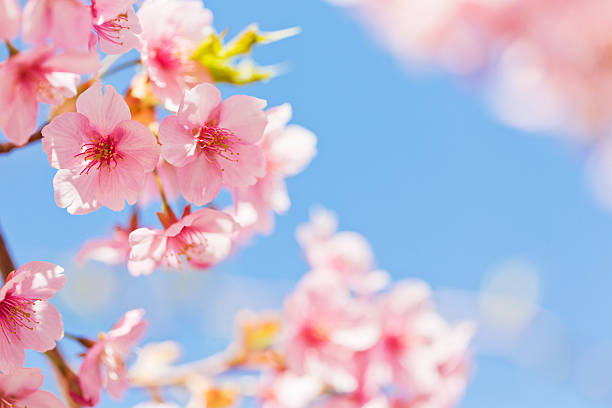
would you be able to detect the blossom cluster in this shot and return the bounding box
[0,211,472,408]
[128,209,475,408]
[1,0,316,276]
[0,0,474,407]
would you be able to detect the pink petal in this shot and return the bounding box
[18,390,65,408]
[218,143,266,187]
[93,0,136,22]
[269,125,317,176]
[178,83,222,127]
[95,158,145,211]
[21,0,49,45]
[188,208,238,234]
[128,228,165,261]
[105,367,128,399]
[76,82,131,135]
[47,0,91,51]
[76,237,130,266]
[78,342,104,405]
[219,94,267,144]
[176,156,222,205]
[0,0,19,40]
[127,258,157,277]
[17,302,64,353]
[44,52,100,75]
[13,261,66,300]
[114,120,160,172]
[0,340,25,374]
[107,309,147,350]
[1,87,38,146]
[265,104,293,138]
[42,112,91,170]
[158,115,197,167]
[0,367,43,397]
[53,169,101,215]
[97,7,141,55]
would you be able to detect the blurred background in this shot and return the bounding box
[2,0,612,407]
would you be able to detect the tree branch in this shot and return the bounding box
[0,129,43,154]
[0,226,15,281]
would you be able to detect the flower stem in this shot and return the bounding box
[4,41,18,56]
[100,58,141,79]
[0,225,15,281]
[153,169,172,214]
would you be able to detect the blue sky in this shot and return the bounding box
[2,0,612,407]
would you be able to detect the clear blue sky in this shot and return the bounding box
[2,0,612,407]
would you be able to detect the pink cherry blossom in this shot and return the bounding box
[137,0,213,108]
[76,227,132,266]
[296,208,389,294]
[22,0,92,51]
[232,104,316,239]
[77,309,147,405]
[282,273,380,389]
[158,83,267,206]
[0,47,98,146]
[0,368,65,408]
[260,372,323,408]
[373,281,474,406]
[91,0,142,54]
[42,82,160,214]
[128,207,238,276]
[0,262,65,373]
[0,0,19,40]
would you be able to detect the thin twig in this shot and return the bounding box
[0,225,15,281]
[101,58,141,79]
[0,129,43,154]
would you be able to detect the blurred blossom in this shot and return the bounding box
[130,341,182,386]
[328,0,612,210]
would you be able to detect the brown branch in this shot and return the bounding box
[0,130,43,154]
[0,226,15,281]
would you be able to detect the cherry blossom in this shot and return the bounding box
[0,262,65,373]
[42,82,160,214]
[232,104,316,240]
[158,83,267,206]
[0,368,65,408]
[128,207,238,276]
[137,0,213,108]
[90,0,142,54]
[76,309,147,405]
[0,47,98,146]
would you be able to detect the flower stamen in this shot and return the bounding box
[75,136,124,174]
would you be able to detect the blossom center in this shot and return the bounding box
[301,323,329,346]
[75,136,124,174]
[94,13,130,46]
[151,39,181,70]
[193,126,240,168]
[0,295,39,343]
